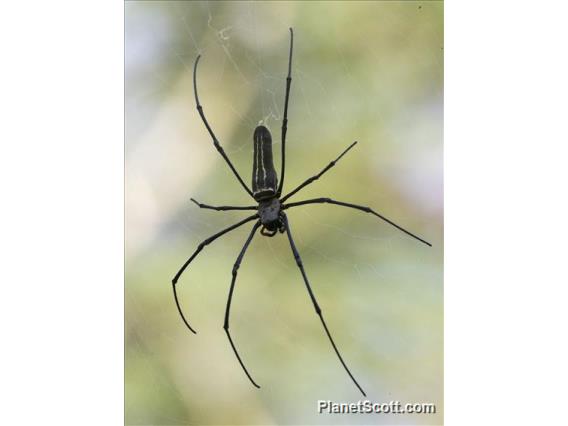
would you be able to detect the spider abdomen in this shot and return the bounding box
[252,125,278,201]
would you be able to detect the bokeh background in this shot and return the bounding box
[125,1,443,425]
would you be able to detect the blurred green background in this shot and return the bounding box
[125,1,443,425]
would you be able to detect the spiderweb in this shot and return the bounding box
[125,2,443,425]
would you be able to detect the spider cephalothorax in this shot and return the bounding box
[172,28,431,397]
[257,197,284,236]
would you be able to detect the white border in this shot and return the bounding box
[446,1,568,424]
[1,2,123,424]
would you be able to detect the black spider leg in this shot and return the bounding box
[172,213,259,333]
[284,198,432,247]
[276,28,294,196]
[281,213,367,397]
[193,55,255,199]
[191,198,257,212]
[281,141,358,203]
[224,221,262,388]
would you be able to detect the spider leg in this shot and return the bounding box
[191,198,257,212]
[276,28,294,196]
[224,221,262,388]
[172,213,259,333]
[283,198,431,247]
[280,141,358,202]
[193,55,255,200]
[281,213,367,397]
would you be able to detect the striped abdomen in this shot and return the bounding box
[252,125,278,201]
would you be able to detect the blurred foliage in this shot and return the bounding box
[126,1,443,425]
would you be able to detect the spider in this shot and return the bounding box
[172,28,431,397]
